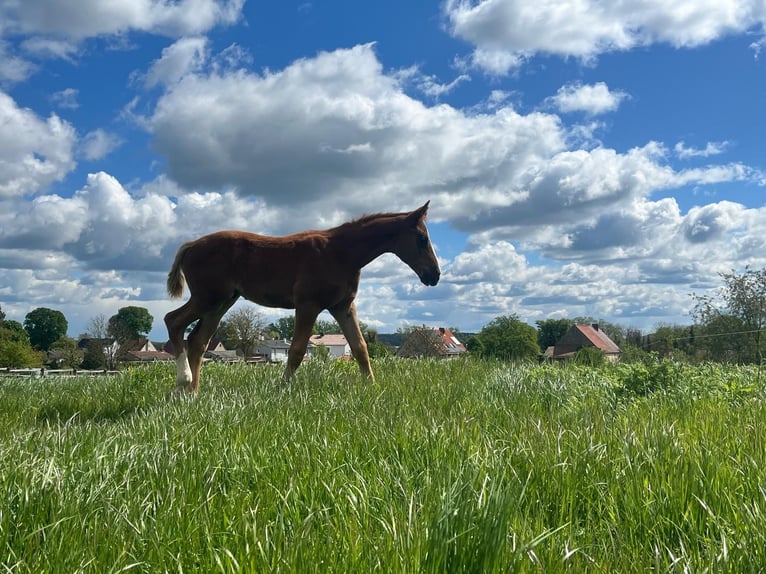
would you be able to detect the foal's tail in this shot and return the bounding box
[167,243,190,299]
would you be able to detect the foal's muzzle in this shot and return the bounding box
[420,270,440,286]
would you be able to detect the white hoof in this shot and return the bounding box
[176,350,192,386]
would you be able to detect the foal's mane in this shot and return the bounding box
[330,210,409,236]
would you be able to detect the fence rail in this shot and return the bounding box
[0,368,120,377]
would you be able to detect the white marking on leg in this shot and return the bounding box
[176,350,192,387]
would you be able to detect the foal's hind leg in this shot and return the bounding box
[164,300,200,396]
[186,296,238,394]
[283,305,321,382]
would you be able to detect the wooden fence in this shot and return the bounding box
[0,368,120,377]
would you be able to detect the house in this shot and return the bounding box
[161,339,237,362]
[550,324,621,362]
[124,338,174,362]
[77,337,119,356]
[253,339,292,363]
[396,326,467,358]
[202,340,239,362]
[436,327,467,358]
[309,333,351,359]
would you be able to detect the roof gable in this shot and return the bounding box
[576,325,621,353]
[309,334,348,347]
[553,324,621,357]
[437,327,467,354]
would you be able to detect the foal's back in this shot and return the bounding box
[180,229,335,309]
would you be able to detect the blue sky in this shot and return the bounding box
[2,0,766,341]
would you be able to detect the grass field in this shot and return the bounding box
[1,358,765,572]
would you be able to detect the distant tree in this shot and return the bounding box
[624,328,644,347]
[619,344,651,364]
[465,335,485,355]
[86,314,109,339]
[81,339,107,370]
[0,310,39,367]
[50,337,84,369]
[367,340,394,358]
[222,306,267,357]
[83,313,117,369]
[0,341,44,368]
[573,346,605,367]
[270,316,296,339]
[536,318,572,350]
[0,319,29,345]
[312,343,331,362]
[475,314,540,361]
[364,325,378,344]
[692,266,766,363]
[108,306,153,343]
[396,325,445,358]
[642,323,696,361]
[696,314,749,363]
[24,307,68,351]
[315,319,342,334]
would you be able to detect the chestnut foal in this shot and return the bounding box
[164,202,440,395]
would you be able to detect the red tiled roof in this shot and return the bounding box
[575,324,621,354]
[436,327,467,354]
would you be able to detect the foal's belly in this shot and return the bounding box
[243,290,295,309]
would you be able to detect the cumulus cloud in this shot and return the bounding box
[79,129,123,160]
[549,82,628,115]
[0,171,283,272]
[0,40,35,83]
[447,241,528,284]
[0,91,76,197]
[144,36,208,88]
[444,0,764,74]
[143,43,761,253]
[2,0,245,40]
[148,44,568,213]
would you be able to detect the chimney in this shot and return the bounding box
[592,323,599,331]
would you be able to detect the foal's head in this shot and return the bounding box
[393,201,440,286]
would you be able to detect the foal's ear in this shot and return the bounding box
[408,201,430,224]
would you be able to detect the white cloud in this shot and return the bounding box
[50,88,79,110]
[445,0,764,74]
[0,40,34,83]
[0,171,283,272]
[2,0,245,40]
[674,140,729,159]
[412,70,471,99]
[550,82,628,115]
[447,241,528,284]
[20,37,79,60]
[143,43,761,250]
[0,91,76,198]
[79,129,123,160]
[144,36,208,88]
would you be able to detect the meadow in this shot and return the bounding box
[1,358,765,573]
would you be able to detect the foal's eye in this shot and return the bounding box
[417,234,428,248]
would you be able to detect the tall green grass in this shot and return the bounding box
[1,359,765,572]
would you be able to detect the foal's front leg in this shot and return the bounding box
[331,302,374,381]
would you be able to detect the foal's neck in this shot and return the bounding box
[331,213,406,269]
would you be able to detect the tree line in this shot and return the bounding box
[0,305,154,370]
[3,266,766,368]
